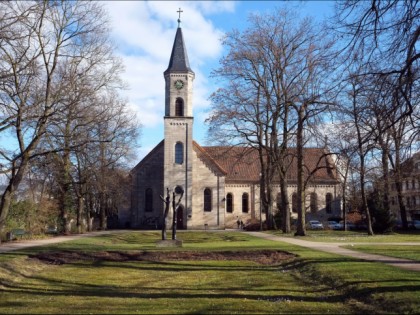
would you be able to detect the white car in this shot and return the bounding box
[308,220,324,230]
[327,221,343,230]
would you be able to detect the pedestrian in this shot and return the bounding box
[240,220,244,230]
[237,218,240,229]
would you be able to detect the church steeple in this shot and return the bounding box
[164,22,194,75]
[163,9,195,117]
[163,9,194,229]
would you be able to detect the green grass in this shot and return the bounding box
[342,244,420,260]
[0,231,419,314]
[270,229,420,243]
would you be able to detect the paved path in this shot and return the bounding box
[0,230,119,253]
[1,230,419,272]
[245,231,420,272]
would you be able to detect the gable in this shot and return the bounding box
[131,140,164,175]
[192,141,227,176]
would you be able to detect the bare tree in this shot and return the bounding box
[207,8,335,233]
[333,1,419,121]
[336,71,376,236]
[328,1,420,234]
[0,1,131,237]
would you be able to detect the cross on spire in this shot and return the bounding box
[177,8,183,27]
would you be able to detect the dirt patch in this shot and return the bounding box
[30,250,295,266]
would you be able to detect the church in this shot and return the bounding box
[125,18,342,230]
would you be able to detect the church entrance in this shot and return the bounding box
[177,205,184,230]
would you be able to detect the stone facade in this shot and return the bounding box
[190,147,226,229]
[389,152,420,221]
[129,142,164,229]
[124,23,342,231]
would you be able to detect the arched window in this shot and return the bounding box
[175,142,183,164]
[325,193,333,214]
[204,188,212,211]
[242,193,249,213]
[292,193,298,213]
[145,188,153,212]
[175,98,184,116]
[310,193,318,213]
[226,193,233,213]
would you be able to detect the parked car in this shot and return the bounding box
[327,221,343,230]
[45,225,58,234]
[308,220,324,230]
[394,220,414,229]
[413,220,420,230]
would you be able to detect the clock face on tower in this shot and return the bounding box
[174,79,184,90]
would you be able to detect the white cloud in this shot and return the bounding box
[191,1,237,14]
[104,1,231,150]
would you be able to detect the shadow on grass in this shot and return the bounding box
[1,255,419,315]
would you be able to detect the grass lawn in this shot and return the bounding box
[0,231,419,314]
[342,244,420,261]
[270,229,420,243]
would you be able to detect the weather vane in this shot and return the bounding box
[177,8,183,27]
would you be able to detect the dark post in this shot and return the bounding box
[172,186,184,240]
[172,191,177,240]
[160,188,171,240]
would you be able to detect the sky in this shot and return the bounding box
[103,1,336,166]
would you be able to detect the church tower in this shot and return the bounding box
[163,13,194,228]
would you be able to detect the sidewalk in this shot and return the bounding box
[0,230,119,253]
[245,231,420,272]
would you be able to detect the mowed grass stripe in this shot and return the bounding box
[0,231,419,314]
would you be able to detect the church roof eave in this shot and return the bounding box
[193,141,227,176]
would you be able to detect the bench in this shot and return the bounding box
[9,229,26,240]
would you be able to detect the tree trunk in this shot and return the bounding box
[99,193,107,230]
[359,159,374,236]
[394,149,409,229]
[381,144,392,231]
[295,106,306,236]
[0,160,30,242]
[76,195,84,234]
[280,174,290,233]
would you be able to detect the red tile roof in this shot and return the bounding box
[199,144,339,184]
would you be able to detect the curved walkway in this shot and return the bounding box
[245,231,420,272]
[1,230,419,272]
[0,230,119,253]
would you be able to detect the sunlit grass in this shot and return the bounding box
[0,231,419,314]
[270,229,420,243]
[342,244,420,260]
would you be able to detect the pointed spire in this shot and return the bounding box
[164,9,194,75]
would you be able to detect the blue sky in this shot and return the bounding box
[104,1,335,166]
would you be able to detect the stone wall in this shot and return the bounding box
[190,149,225,229]
[130,144,164,229]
